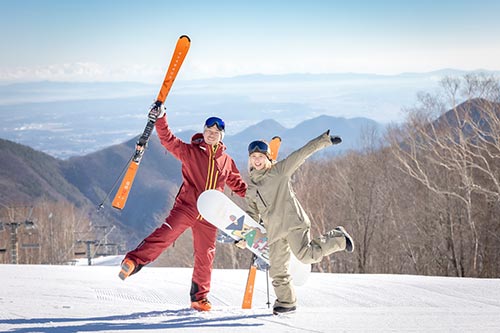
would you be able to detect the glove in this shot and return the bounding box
[253,256,270,271]
[148,101,166,122]
[234,239,247,249]
[330,135,342,145]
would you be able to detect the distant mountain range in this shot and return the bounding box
[222,115,384,163]
[1,69,497,159]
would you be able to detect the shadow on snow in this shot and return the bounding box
[1,308,273,332]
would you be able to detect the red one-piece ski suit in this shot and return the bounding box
[125,115,247,302]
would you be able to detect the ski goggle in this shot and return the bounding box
[205,117,225,131]
[248,140,270,156]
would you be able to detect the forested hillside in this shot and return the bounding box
[292,78,500,277]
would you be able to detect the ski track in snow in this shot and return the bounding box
[1,258,500,332]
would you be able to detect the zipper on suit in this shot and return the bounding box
[205,144,219,191]
[256,190,268,208]
[199,144,220,220]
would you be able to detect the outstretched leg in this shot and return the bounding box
[287,225,354,264]
[119,209,191,280]
[286,226,324,264]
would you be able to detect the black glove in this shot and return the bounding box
[330,135,342,145]
[148,101,166,122]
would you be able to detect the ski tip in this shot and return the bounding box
[180,35,191,42]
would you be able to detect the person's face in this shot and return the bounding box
[203,126,222,145]
[249,152,268,170]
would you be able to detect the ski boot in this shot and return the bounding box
[273,305,297,315]
[333,226,354,253]
[191,298,212,311]
[118,258,136,280]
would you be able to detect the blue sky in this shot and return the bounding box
[1,0,500,82]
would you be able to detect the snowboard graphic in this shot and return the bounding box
[197,189,310,285]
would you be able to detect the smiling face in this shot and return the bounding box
[203,126,222,145]
[249,152,270,170]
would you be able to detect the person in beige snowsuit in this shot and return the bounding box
[244,130,354,315]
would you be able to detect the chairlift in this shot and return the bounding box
[24,220,36,230]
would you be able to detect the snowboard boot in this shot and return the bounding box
[191,298,212,312]
[333,226,354,253]
[320,226,354,255]
[118,258,136,280]
[273,305,297,315]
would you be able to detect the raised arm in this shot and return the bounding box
[276,130,340,177]
[155,115,188,160]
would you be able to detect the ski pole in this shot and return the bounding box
[97,153,134,210]
[266,265,271,308]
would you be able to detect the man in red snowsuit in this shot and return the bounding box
[119,107,247,312]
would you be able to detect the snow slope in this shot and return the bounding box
[1,257,500,332]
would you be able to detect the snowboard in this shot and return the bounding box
[197,189,310,286]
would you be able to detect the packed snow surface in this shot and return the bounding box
[1,256,500,332]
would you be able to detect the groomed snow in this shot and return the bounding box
[1,256,500,332]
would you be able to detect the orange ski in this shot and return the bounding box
[156,35,191,103]
[111,153,141,209]
[269,136,281,162]
[242,264,257,309]
[112,35,190,210]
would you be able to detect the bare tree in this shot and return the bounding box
[0,198,93,265]
[388,73,500,277]
[293,124,391,274]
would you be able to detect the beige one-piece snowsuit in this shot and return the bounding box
[245,131,347,309]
